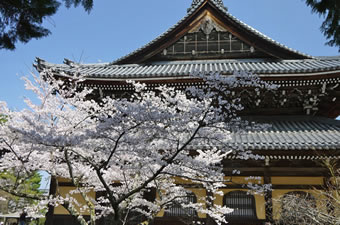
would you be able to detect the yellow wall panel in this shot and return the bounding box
[271,177,324,185]
[56,177,72,183]
[54,186,95,216]
[224,176,264,185]
[189,188,207,218]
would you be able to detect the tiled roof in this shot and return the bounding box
[112,0,310,64]
[230,116,340,151]
[189,116,340,152]
[36,57,340,79]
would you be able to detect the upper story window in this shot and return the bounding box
[153,17,259,61]
[164,192,197,218]
[163,30,254,57]
[224,191,257,220]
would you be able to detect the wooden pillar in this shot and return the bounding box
[264,158,273,223]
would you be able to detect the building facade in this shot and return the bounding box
[38,0,340,224]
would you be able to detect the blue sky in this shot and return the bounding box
[0,0,339,110]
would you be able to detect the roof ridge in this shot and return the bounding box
[110,7,196,65]
[243,116,340,124]
[38,57,340,68]
[111,0,311,65]
[188,0,227,12]
[37,57,340,78]
[316,56,340,60]
[111,0,229,65]
[223,11,312,59]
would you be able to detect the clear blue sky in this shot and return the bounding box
[0,0,339,110]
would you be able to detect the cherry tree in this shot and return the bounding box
[0,70,274,225]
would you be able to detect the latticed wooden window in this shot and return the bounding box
[163,30,254,57]
[164,192,197,217]
[224,191,257,220]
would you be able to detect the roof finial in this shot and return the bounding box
[188,0,227,12]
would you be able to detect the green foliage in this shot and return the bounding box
[305,0,340,51]
[1,171,42,194]
[0,116,43,212]
[63,0,93,13]
[0,0,59,50]
[29,218,46,225]
[0,171,42,212]
[0,0,93,50]
[0,115,7,124]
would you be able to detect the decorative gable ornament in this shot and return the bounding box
[200,18,215,35]
[189,17,226,35]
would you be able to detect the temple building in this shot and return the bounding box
[37,0,340,224]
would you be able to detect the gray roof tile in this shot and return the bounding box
[36,57,340,79]
[225,117,340,151]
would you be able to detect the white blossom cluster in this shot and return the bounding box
[0,70,273,225]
